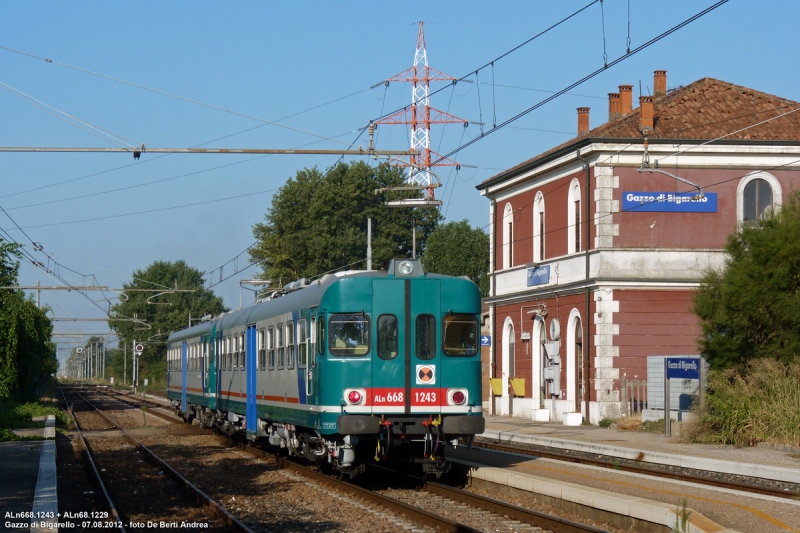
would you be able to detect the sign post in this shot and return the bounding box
[664,357,701,438]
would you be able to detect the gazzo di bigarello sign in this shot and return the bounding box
[622,191,718,213]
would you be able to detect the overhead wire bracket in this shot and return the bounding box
[637,138,704,199]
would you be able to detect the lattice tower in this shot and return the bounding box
[376,22,466,198]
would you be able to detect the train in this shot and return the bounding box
[166,258,485,478]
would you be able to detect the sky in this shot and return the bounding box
[1,1,797,367]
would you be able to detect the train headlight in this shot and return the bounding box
[447,389,468,406]
[344,388,366,405]
[398,261,414,276]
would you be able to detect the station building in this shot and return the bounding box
[477,70,800,424]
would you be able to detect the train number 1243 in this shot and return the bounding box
[414,391,437,403]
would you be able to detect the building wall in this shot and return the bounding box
[613,167,798,249]
[494,168,589,271]
[613,289,700,382]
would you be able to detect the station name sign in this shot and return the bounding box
[622,191,717,213]
[666,357,701,379]
[527,265,550,286]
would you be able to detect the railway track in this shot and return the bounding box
[467,438,800,500]
[77,384,616,532]
[60,386,254,532]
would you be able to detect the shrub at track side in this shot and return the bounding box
[693,359,800,446]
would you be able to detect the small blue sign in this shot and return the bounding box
[622,192,717,213]
[666,357,701,379]
[480,335,491,347]
[527,265,550,286]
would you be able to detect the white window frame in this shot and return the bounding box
[737,171,782,224]
[533,192,545,263]
[502,203,513,270]
[567,179,581,254]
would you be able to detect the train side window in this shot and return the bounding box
[329,314,370,356]
[317,317,325,358]
[310,317,317,368]
[258,328,266,369]
[277,323,285,369]
[227,335,233,369]
[442,315,479,356]
[286,321,295,369]
[268,326,275,370]
[204,341,209,373]
[298,319,307,368]
[239,332,245,369]
[377,315,399,360]
[415,314,436,360]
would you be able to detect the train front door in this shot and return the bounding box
[245,324,257,436]
[371,278,441,415]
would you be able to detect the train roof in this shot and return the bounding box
[167,269,381,343]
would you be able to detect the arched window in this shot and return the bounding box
[737,172,782,225]
[502,203,514,269]
[567,179,581,254]
[566,309,582,410]
[533,192,545,262]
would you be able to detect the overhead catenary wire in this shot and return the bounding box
[0,81,142,149]
[431,0,730,167]
[0,45,353,147]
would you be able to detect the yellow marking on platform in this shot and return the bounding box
[518,462,800,532]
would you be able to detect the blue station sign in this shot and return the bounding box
[480,335,491,347]
[622,191,718,213]
[527,265,550,287]
[666,357,701,380]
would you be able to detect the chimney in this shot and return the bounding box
[577,107,590,136]
[639,96,654,131]
[619,85,633,115]
[654,70,667,97]
[608,93,621,121]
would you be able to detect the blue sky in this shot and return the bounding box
[1,1,797,365]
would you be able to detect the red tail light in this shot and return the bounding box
[348,390,362,404]
[452,391,466,405]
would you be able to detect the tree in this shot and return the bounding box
[693,191,800,370]
[0,238,57,400]
[250,161,441,285]
[421,220,490,297]
[109,260,227,384]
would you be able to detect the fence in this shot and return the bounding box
[621,377,647,416]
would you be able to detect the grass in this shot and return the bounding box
[0,396,69,442]
[690,359,800,447]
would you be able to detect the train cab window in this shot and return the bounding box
[286,321,295,369]
[377,315,399,360]
[239,332,245,369]
[258,328,266,369]
[277,324,285,369]
[267,326,275,370]
[329,314,370,356]
[298,320,307,368]
[442,315,479,356]
[317,317,325,358]
[415,315,436,360]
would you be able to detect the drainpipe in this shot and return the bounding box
[489,199,497,416]
[577,148,591,423]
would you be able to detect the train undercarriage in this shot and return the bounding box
[173,401,483,479]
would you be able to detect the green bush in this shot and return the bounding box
[0,397,68,441]
[694,359,800,446]
[598,418,614,428]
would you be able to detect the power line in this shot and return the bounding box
[0,45,361,146]
[432,0,731,165]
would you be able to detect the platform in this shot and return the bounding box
[0,415,58,532]
[462,415,800,533]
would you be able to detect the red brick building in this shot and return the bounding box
[477,71,800,424]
